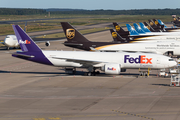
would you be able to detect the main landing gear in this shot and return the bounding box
[84,67,100,76]
[84,71,100,76]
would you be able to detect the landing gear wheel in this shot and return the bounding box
[91,72,96,76]
[96,71,100,74]
[84,72,96,76]
[144,72,148,77]
[88,72,92,76]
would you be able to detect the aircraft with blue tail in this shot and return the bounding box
[126,23,180,41]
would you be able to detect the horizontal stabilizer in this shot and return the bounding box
[12,53,34,58]
[63,43,83,46]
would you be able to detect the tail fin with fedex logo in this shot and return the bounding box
[12,25,52,65]
[12,25,41,52]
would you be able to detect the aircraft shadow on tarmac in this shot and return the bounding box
[0,46,14,50]
[151,84,170,86]
[0,70,157,77]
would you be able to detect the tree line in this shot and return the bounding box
[0,8,180,15]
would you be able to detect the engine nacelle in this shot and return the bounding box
[103,63,121,75]
[45,41,50,46]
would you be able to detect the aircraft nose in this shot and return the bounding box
[172,61,178,67]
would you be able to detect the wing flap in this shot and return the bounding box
[51,56,102,65]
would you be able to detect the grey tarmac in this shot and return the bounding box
[0,29,179,120]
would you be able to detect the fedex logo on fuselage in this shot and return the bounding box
[124,55,152,64]
[19,40,31,44]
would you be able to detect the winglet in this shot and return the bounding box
[12,25,41,52]
[126,24,139,35]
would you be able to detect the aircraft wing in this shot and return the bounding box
[33,39,65,43]
[52,56,104,66]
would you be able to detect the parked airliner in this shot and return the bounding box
[12,25,177,76]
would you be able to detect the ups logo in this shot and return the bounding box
[146,26,150,30]
[150,22,154,26]
[112,32,117,38]
[155,21,158,25]
[174,18,176,21]
[115,25,120,31]
[66,29,75,39]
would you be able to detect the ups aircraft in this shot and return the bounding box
[61,22,180,56]
[172,16,180,27]
[151,19,180,32]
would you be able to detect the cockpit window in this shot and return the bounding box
[169,59,174,61]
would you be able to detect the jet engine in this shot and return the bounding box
[45,41,50,46]
[103,63,121,75]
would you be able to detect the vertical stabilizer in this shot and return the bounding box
[139,22,151,32]
[109,29,126,42]
[143,22,156,32]
[133,23,146,34]
[113,22,126,32]
[12,25,41,52]
[112,22,129,38]
[61,22,90,42]
[126,24,139,35]
[24,21,27,32]
[158,19,167,28]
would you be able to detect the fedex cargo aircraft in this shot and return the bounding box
[11,25,176,76]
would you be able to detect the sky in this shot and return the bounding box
[0,0,180,10]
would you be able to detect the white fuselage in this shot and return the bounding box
[94,41,180,56]
[41,51,176,69]
[4,35,19,47]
